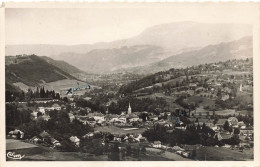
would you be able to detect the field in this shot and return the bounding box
[146,148,191,161]
[137,93,183,110]
[95,126,147,135]
[195,146,253,161]
[6,139,108,161]
[221,70,251,75]
[7,139,38,150]
[186,96,215,107]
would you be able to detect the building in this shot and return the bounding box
[152,141,162,148]
[240,83,243,92]
[39,131,51,142]
[69,136,80,147]
[227,117,238,127]
[127,113,139,122]
[8,129,24,139]
[87,112,105,122]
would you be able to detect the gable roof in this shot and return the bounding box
[39,131,51,138]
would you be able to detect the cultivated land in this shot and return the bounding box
[6,139,108,161]
[95,126,147,135]
[195,146,253,161]
[6,139,38,150]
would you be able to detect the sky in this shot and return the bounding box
[5,3,258,45]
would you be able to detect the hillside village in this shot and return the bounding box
[6,57,253,161]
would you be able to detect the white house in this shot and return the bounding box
[38,107,46,115]
[69,136,80,147]
[88,112,105,122]
[152,141,162,148]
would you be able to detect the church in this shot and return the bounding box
[128,103,132,115]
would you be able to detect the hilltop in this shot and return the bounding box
[5,55,79,89]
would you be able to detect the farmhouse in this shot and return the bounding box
[69,136,80,147]
[87,112,105,122]
[152,141,162,148]
[8,129,24,139]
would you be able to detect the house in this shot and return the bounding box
[31,111,38,120]
[222,144,231,148]
[30,136,41,144]
[182,151,190,158]
[118,116,127,123]
[139,137,147,143]
[240,129,253,136]
[39,131,51,142]
[222,87,232,94]
[105,114,118,122]
[214,132,223,141]
[152,141,162,148]
[205,123,219,132]
[41,115,50,121]
[150,116,159,121]
[189,83,197,88]
[83,132,94,139]
[238,121,246,129]
[68,113,75,122]
[221,94,230,101]
[172,146,184,151]
[69,136,80,147]
[8,129,24,139]
[215,119,227,129]
[50,138,61,148]
[70,102,76,108]
[227,117,238,127]
[33,98,59,104]
[113,137,122,142]
[133,134,142,142]
[52,103,61,110]
[126,113,139,122]
[38,107,46,114]
[88,112,105,122]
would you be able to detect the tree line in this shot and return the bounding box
[6,87,60,102]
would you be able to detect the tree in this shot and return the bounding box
[234,128,240,135]
[141,146,146,152]
[109,143,120,161]
[213,117,219,125]
[35,87,40,98]
[191,149,196,159]
[126,145,132,156]
[223,121,230,131]
[37,112,43,117]
[55,93,60,99]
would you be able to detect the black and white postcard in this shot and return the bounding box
[0,2,259,167]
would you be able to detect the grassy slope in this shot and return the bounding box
[6,55,78,87]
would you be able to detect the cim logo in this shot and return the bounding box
[7,152,25,160]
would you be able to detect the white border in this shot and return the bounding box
[0,2,260,167]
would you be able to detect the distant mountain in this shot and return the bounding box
[117,36,253,74]
[41,56,82,74]
[57,45,171,73]
[5,55,78,87]
[6,22,252,74]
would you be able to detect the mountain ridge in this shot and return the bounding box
[115,36,253,74]
[5,55,79,88]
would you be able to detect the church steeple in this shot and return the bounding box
[128,103,132,115]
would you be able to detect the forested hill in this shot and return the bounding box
[5,55,78,87]
[41,56,82,74]
[118,58,252,95]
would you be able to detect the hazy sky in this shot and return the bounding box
[5,3,257,45]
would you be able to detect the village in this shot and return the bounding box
[6,58,254,161]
